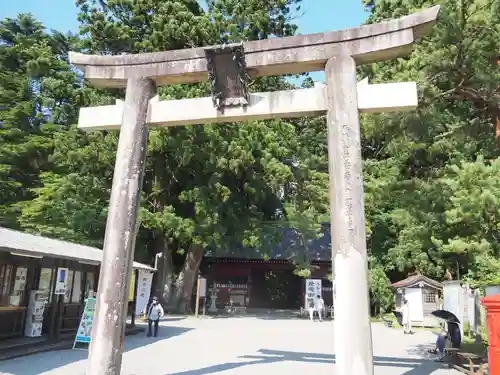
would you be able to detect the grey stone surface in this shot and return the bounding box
[68,6,440,87]
[0,318,460,375]
[326,55,373,375]
[88,77,156,375]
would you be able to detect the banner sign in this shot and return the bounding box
[305,279,322,308]
[73,297,96,349]
[129,271,136,302]
[135,270,153,316]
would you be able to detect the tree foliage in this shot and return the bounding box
[361,0,500,300]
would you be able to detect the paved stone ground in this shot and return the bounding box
[0,317,460,375]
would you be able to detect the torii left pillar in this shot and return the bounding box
[87,78,156,375]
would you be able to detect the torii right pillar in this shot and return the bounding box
[326,55,374,375]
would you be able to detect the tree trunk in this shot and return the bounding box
[149,154,176,307]
[172,243,204,313]
[152,233,174,307]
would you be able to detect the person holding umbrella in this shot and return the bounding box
[432,324,449,361]
[429,309,462,361]
[430,320,462,361]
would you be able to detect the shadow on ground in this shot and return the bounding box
[0,325,193,375]
[406,342,438,359]
[158,317,188,323]
[167,348,449,375]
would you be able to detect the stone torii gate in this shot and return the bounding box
[69,6,439,375]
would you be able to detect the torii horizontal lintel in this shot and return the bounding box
[68,6,439,88]
[77,80,418,131]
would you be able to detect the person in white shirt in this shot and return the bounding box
[146,296,164,337]
[400,298,413,334]
[308,297,315,321]
[314,294,325,322]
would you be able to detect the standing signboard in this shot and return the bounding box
[73,297,96,350]
[305,279,322,309]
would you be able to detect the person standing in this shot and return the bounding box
[401,298,413,334]
[147,296,164,337]
[315,294,325,322]
[308,297,315,321]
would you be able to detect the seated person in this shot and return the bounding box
[429,321,461,361]
[428,326,448,361]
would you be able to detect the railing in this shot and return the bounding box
[300,305,334,318]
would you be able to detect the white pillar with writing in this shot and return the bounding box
[135,270,154,316]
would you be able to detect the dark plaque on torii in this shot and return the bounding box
[204,43,249,111]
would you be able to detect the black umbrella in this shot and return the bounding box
[431,309,460,323]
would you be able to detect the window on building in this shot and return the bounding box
[39,268,54,303]
[424,290,437,304]
[85,272,95,298]
[61,270,88,304]
[10,267,28,306]
[0,265,27,306]
[0,264,14,306]
[64,271,75,303]
[71,271,82,303]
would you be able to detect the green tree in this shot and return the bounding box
[0,14,89,229]
[360,0,500,287]
[20,0,307,312]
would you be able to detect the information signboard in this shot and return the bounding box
[73,297,96,350]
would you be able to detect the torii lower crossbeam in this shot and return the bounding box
[77,81,417,131]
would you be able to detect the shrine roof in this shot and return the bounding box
[391,273,442,290]
[0,226,155,271]
[205,224,331,262]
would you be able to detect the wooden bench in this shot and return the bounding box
[444,347,460,363]
[448,351,485,375]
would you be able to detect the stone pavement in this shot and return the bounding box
[0,316,460,375]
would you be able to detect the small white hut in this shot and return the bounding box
[392,273,442,327]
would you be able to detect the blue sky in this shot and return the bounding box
[1,0,369,81]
